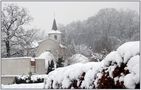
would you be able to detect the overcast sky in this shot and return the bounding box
[2,2,139,32]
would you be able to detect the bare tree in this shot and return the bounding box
[1,4,36,57]
[60,8,139,59]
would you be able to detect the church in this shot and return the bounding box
[36,19,66,61]
[1,19,67,85]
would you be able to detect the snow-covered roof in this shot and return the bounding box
[48,30,61,34]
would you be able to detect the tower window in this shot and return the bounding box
[54,35,57,40]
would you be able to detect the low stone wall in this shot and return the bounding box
[1,75,16,85]
[35,58,46,74]
[2,57,32,75]
[1,57,46,85]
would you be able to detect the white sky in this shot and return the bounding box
[2,2,139,32]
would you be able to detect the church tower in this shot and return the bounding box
[48,18,61,43]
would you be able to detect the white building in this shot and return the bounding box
[36,19,66,61]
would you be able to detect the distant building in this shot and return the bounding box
[36,19,66,61]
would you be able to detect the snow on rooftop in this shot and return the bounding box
[48,30,61,34]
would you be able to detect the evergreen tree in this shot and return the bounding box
[57,57,64,68]
[47,60,54,74]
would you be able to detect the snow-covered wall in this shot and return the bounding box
[2,57,32,75]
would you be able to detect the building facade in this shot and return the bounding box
[36,19,66,60]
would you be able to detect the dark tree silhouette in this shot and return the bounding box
[47,60,55,74]
[57,57,64,68]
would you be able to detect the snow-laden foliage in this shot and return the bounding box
[65,54,89,65]
[44,62,103,89]
[90,52,105,62]
[44,41,140,89]
[15,74,47,84]
[117,41,139,63]
[96,41,139,89]
[1,4,37,58]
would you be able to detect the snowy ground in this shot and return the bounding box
[2,74,47,88]
[2,83,45,88]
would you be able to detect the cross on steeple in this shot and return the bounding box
[52,18,57,30]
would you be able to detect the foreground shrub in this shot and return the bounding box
[15,75,45,84]
[44,41,140,89]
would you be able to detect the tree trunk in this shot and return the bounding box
[5,40,10,57]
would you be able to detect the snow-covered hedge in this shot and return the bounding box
[15,75,47,84]
[44,41,140,89]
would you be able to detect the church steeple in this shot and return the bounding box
[48,18,61,43]
[52,18,57,30]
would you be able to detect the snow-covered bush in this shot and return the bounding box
[95,41,140,89]
[44,62,103,89]
[90,53,104,62]
[44,41,140,89]
[15,74,47,84]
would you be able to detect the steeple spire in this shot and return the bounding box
[52,18,57,30]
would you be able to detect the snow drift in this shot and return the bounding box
[44,41,140,89]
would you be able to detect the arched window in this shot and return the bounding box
[54,35,57,40]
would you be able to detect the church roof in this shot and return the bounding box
[52,19,57,30]
[48,30,61,34]
[48,18,61,34]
